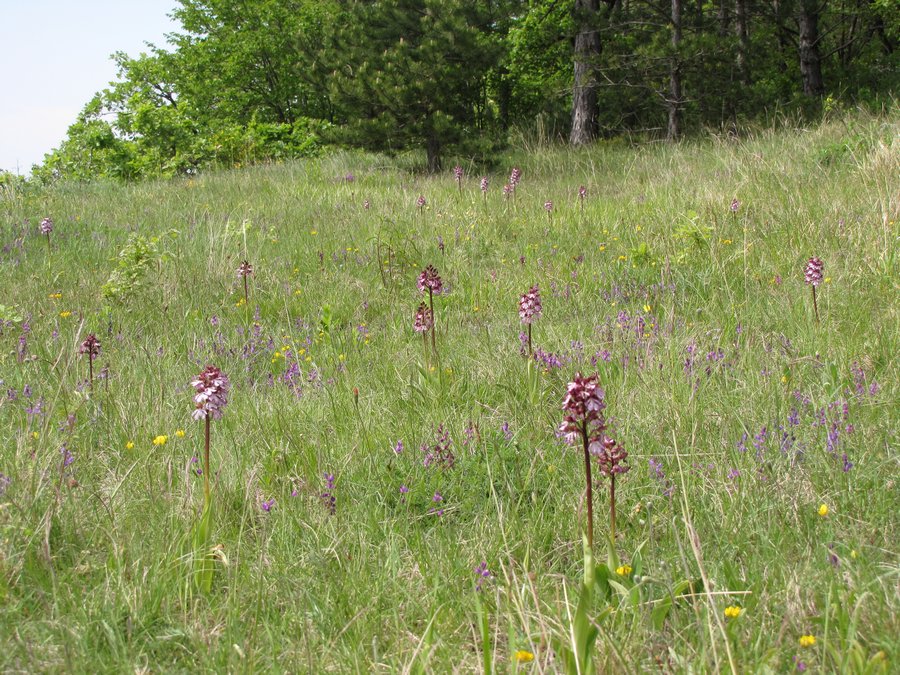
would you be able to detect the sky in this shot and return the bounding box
[0,1,179,175]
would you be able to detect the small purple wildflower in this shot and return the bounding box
[417,265,443,295]
[79,334,101,358]
[429,491,444,517]
[413,302,434,333]
[474,561,491,591]
[841,453,853,472]
[422,424,455,469]
[394,439,404,455]
[236,260,254,278]
[649,457,674,497]
[804,257,824,286]
[191,365,230,421]
[60,444,75,467]
[261,497,276,512]
[320,472,336,515]
[592,435,630,477]
[518,285,542,324]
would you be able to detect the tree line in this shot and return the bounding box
[34,0,898,181]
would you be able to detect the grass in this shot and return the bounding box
[0,112,897,672]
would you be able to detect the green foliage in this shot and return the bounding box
[673,210,714,254]
[191,500,216,593]
[330,0,505,171]
[552,581,599,674]
[1,114,897,672]
[101,233,169,301]
[32,0,900,179]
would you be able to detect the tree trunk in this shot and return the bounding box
[570,0,601,146]
[734,0,751,87]
[667,0,683,141]
[798,0,825,96]
[426,134,441,173]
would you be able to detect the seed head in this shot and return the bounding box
[518,285,542,324]
[79,334,101,358]
[40,217,54,235]
[417,265,443,295]
[191,365,231,421]
[414,302,434,333]
[237,260,253,278]
[804,257,824,286]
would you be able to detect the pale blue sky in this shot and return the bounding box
[0,0,179,174]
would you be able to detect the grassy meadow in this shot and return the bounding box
[0,113,898,673]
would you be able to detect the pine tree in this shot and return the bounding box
[331,0,501,172]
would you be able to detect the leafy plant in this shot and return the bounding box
[101,233,170,301]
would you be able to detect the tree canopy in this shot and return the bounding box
[35,0,898,180]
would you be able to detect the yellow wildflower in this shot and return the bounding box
[152,435,168,446]
[799,635,816,648]
[515,650,534,663]
[59,311,72,318]
[818,503,829,517]
[32,431,39,439]
[175,429,185,438]
[125,441,134,449]
[616,564,633,576]
[724,606,742,619]
[48,292,62,299]
[643,304,651,313]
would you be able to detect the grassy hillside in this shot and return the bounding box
[0,113,897,672]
